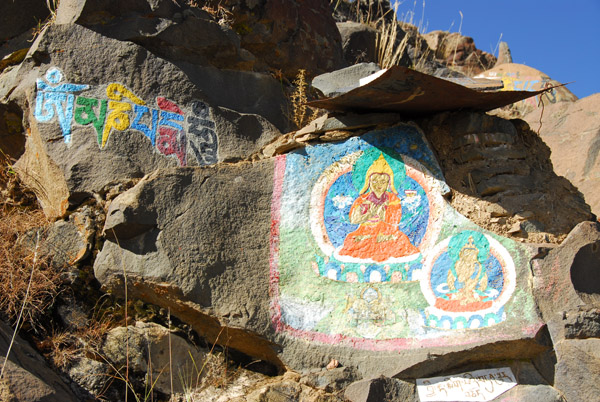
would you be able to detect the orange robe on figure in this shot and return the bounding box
[339,191,418,262]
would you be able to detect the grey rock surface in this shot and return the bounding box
[216,0,345,79]
[182,65,289,133]
[395,340,551,381]
[56,0,253,71]
[43,211,94,268]
[300,367,361,393]
[0,321,78,402]
[0,0,49,42]
[532,221,600,334]
[493,384,566,402]
[67,357,112,397]
[522,93,600,217]
[312,62,381,97]
[562,308,600,339]
[94,162,282,365]
[337,22,378,65]
[56,0,289,131]
[102,321,207,395]
[344,376,417,402]
[554,338,600,402]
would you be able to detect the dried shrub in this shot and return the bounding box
[290,69,309,129]
[43,316,114,369]
[188,0,233,26]
[289,69,322,130]
[0,162,60,331]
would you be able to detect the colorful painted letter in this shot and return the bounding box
[34,68,219,167]
[34,67,89,143]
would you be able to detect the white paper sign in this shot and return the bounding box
[416,367,517,401]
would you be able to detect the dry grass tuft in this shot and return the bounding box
[29,0,60,42]
[43,315,114,369]
[45,330,79,369]
[373,1,429,70]
[46,0,59,20]
[376,17,409,69]
[0,161,60,331]
[188,0,233,26]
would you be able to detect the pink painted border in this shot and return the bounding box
[269,155,286,332]
[268,155,544,351]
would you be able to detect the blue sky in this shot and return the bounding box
[394,0,600,99]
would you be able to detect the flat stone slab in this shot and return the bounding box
[312,62,381,97]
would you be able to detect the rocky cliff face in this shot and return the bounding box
[0,1,598,401]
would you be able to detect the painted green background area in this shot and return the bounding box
[271,125,541,348]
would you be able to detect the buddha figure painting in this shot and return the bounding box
[446,236,488,305]
[430,231,505,313]
[337,153,419,262]
[309,145,434,283]
[420,230,515,328]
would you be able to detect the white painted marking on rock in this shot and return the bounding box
[416,367,517,401]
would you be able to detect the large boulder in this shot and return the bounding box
[217,0,345,79]
[522,93,600,216]
[95,124,548,376]
[476,63,578,116]
[4,22,282,218]
[56,0,255,71]
[419,111,594,244]
[94,161,282,364]
[422,31,496,76]
[532,221,600,333]
[54,0,291,130]
[553,338,600,402]
[337,22,378,65]
[530,221,600,401]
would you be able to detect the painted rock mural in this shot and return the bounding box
[270,124,538,347]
